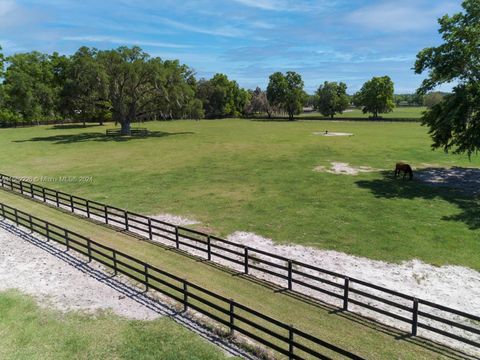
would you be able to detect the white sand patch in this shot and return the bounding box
[0,222,160,320]
[226,231,480,356]
[149,213,199,226]
[314,162,379,175]
[313,131,353,137]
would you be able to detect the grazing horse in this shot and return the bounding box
[395,162,413,180]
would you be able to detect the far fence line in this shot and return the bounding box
[0,173,478,352]
[0,200,362,360]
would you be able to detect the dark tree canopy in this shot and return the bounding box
[315,81,349,119]
[267,71,306,121]
[196,73,249,118]
[0,45,203,130]
[3,51,61,121]
[415,0,480,156]
[61,47,109,126]
[354,76,395,119]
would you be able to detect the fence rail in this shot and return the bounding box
[0,173,479,351]
[0,200,362,360]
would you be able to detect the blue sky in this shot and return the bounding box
[0,0,461,93]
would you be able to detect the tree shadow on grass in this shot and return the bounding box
[355,168,480,230]
[13,131,194,144]
[48,124,104,130]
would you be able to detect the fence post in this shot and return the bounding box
[46,223,50,241]
[288,260,293,290]
[244,247,249,274]
[124,211,129,231]
[144,264,149,291]
[30,183,34,198]
[14,209,18,226]
[289,325,294,360]
[65,229,70,250]
[148,218,152,240]
[0,175,3,188]
[86,200,90,218]
[42,187,46,202]
[113,250,118,275]
[20,181,23,194]
[343,277,350,311]
[55,192,59,207]
[412,298,419,336]
[207,235,212,261]
[175,226,179,249]
[0,203,4,218]
[183,280,188,312]
[28,214,33,229]
[87,239,92,262]
[229,299,235,336]
[70,195,74,212]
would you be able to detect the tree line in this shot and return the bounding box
[0,44,441,132]
[0,0,477,154]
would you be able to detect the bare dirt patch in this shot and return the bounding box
[314,162,380,175]
[149,213,199,226]
[0,221,160,320]
[313,131,353,137]
[416,167,480,196]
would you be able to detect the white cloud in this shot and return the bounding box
[155,16,246,37]
[61,35,191,48]
[0,0,16,16]
[232,0,319,12]
[346,1,460,32]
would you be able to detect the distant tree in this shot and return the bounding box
[304,94,317,108]
[423,92,445,108]
[415,0,480,156]
[267,71,306,121]
[244,87,274,117]
[354,76,395,119]
[0,45,4,78]
[315,81,349,119]
[394,93,423,106]
[196,73,247,118]
[3,51,60,122]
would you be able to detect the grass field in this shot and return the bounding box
[302,106,427,119]
[0,290,231,360]
[0,118,478,270]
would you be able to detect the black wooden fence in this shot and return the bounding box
[0,173,479,351]
[0,200,362,360]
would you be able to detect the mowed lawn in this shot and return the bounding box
[0,290,231,360]
[301,106,427,119]
[0,119,479,270]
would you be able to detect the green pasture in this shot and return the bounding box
[0,118,478,270]
[0,290,230,360]
[301,106,427,119]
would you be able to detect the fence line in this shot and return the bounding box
[0,173,478,351]
[0,200,362,360]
